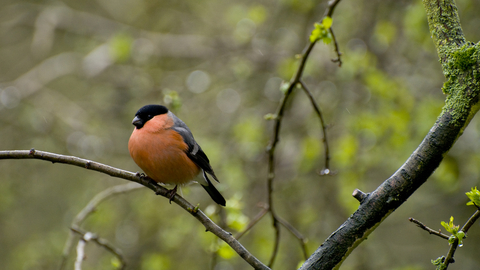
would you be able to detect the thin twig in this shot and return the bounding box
[235,205,269,240]
[74,238,86,270]
[299,80,331,174]
[0,149,270,270]
[442,210,480,269]
[268,217,280,268]
[324,0,343,17]
[59,183,143,270]
[323,0,343,66]
[276,216,309,260]
[75,183,144,224]
[408,217,449,239]
[71,226,126,270]
[411,210,480,270]
[329,27,342,66]
[461,209,480,233]
[266,42,317,154]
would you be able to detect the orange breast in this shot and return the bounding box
[128,115,200,185]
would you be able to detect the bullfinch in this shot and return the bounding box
[128,104,226,206]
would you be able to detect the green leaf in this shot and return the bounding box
[447,235,456,245]
[466,186,480,206]
[440,216,458,234]
[322,33,333,44]
[440,216,464,246]
[431,256,446,270]
[309,24,322,43]
[309,17,333,43]
[322,16,333,29]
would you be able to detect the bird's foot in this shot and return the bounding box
[136,172,159,188]
[166,185,178,204]
[135,172,147,181]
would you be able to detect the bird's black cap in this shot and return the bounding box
[132,105,169,129]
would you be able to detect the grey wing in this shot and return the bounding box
[169,112,219,182]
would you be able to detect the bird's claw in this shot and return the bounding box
[135,172,146,180]
[136,173,161,191]
[166,185,178,204]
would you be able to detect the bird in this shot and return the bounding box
[128,104,226,206]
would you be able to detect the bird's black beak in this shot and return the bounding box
[132,116,144,128]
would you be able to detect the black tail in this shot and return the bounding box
[201,171,226,206]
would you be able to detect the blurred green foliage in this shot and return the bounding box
[1,0,480,269]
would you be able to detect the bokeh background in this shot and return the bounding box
[1,0,480,269]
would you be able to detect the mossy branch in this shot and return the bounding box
[423,0,480,133]
[422,0,466,62]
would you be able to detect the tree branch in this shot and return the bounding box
[300,110,474,269]
[0,149,270,270]
[300,0,480,268]
[422,0,466,63]
[59,183,143,270]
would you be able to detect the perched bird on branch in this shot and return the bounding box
[128,104,226,206]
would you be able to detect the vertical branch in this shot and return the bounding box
[422,0,466,63]
[299,80,331,174]
[267,218,281,267]
[265,41,317,267]
[264,0,344,265]
[74,238,87,270]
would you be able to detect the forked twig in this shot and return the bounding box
[59,183,143,270]
[443,210,480,269]
[71,226,126,270]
